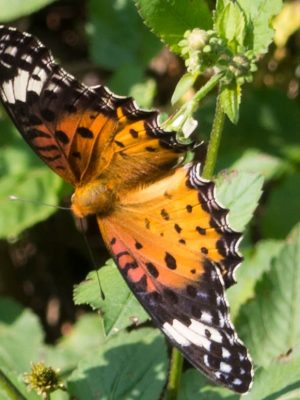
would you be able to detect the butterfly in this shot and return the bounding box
[0,25,253,393]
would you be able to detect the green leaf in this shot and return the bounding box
[0,115,67,238]
[0,367,40,400]
[44,315,106,373]
[68,328,168,400]
[108,64,157,108]
[171,72,199,105]
[215,171,264,232]
[214,1,246,50]
[220,83,242,124]
[0,298,44,373]
[87,0,161,70]
[228,239,283,319]
[261,173,300,239]
[73,260,149,335]
[238,223,300,367]
[178,369,237,400]
[244,351,300,400]
[230,149,285,181]
[197,88,300,164]
[0,168,65,239]
[0,0,54,22]
[134,0,212,53]
[238,0,283,54]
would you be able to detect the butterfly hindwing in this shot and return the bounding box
[98,163,253,393]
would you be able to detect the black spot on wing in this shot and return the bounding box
[26,128,51,140]
[196,226,206,235]
[130,129,138,138]
[161,209,170,221]
[55,130,69,144]
[145,146,157,152]
[146,262,159,278]
[115,140,125,148]
[174,223,182,233]
[77,127,93,138]
[201,247,209,255]
[72,151,81,159]
[165,252,177,270]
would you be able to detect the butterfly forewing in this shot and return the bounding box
[0,25,187,189]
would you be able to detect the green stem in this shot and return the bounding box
[202,91,225,179]
[193,72,223,105]
[0,369,26,400]
[165,348,184,400]
[162,72,223,131]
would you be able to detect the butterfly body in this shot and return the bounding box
[71,180,117,217]
[0,25,253,394]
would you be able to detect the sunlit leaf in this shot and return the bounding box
[238,223,300,367]
[68,328,168,400]
[134,0,212,53]
[73,260,149,335]
[216,171,263,231]
[0,0,54,22]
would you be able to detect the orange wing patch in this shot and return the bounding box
[99,163,242,293]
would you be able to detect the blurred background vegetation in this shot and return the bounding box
[0,0,300,398]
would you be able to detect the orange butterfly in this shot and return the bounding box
[0,26,253,393]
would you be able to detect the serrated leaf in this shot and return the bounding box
[44,315,106,373]
[0,0,54,22]
[0,298,44,373]
[68,328,168,400]
[238,0,283,54]
[238,223,300,367]
[134,0,212,53]
[261,173,300,239]
[178,369,237,400]
[73,260,149,335]
[228,240,283,319]
[0,115,68,238]
[244,349,300,400]
[171,72,199,105]
[214,1,246,50]
[87,0,161,70]
[220,83,241,124]
[0,168,65,239]
[215,171,264,232]
[231,149,285,180]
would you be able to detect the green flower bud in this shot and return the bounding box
[187,28,209,50]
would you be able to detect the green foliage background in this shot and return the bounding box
[0,0,300,399]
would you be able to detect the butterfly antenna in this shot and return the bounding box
[78,218,105,300]
[9,195,71,210]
